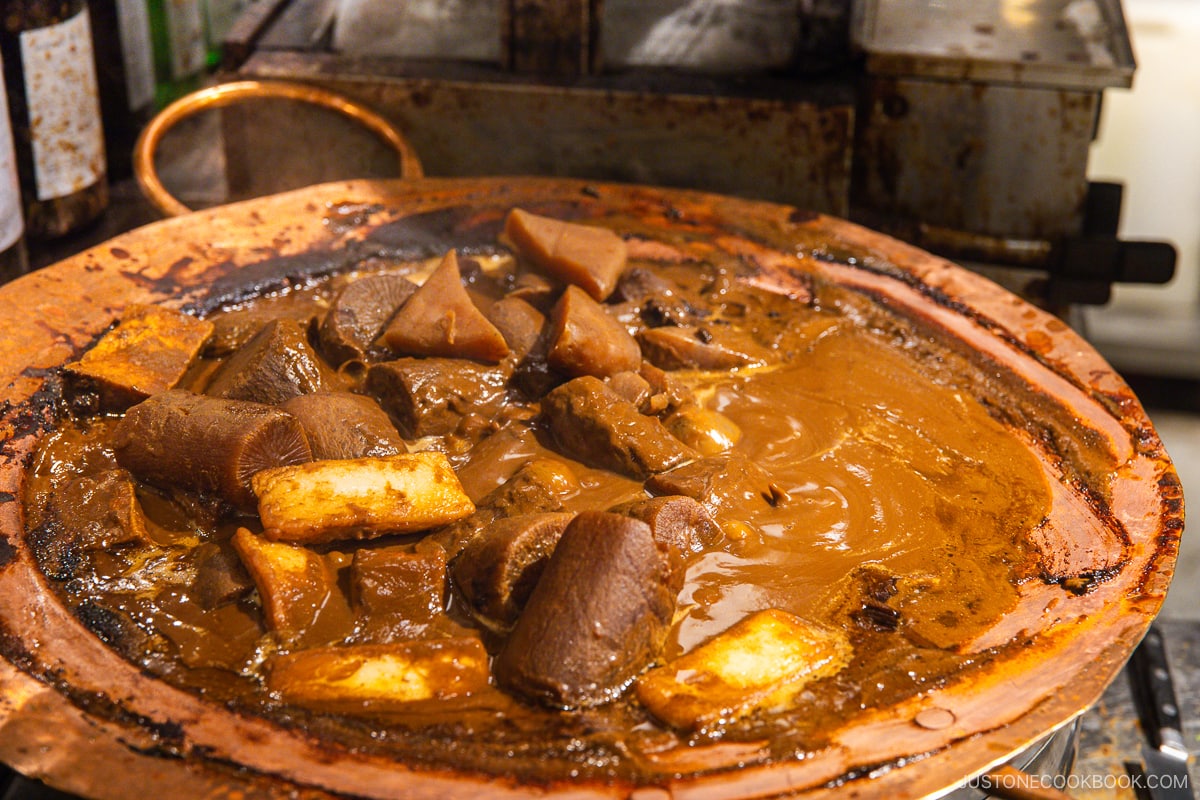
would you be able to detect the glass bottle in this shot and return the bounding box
[147,0,207,108]
[0,49,29,282]
[89,0,157,180]
[0,0,109,240]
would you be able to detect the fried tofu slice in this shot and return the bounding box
[635,609,850,732]
[63,304,213,412]
[265,639,490,711]
[504,208,627,301]
[230,527,347,640]
[252,451,475,544]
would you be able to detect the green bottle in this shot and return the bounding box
[147,0,207,108]
[0,0,110,240]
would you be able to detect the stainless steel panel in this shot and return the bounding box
[854,0,1135,89]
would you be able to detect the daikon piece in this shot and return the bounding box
[113,390,312,509]
[380,250,509,363]
[319,273,418,365]
[252,451,475,544]
[547,285,641,378]
[635,609,850,731]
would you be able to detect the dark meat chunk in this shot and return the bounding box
[205,318,336,405]
[605,370,652,409]
[192,541,254,610]
[485,296,546,361]
[319,273,417,366]
[645,454,788,515]
[486,295,558,398]
[53,468,153,551]
[352,544,447,643]
[478,457,580,515]
[506,271,558,311]
[493,511,683,708]
[366,357,510,438]
[637,324,776,371]
[429,457,579,558]
[504,208,627,301]
[638,361,694,412]
[380,250,509,364]
[539,376,696,479]
[546,286,641,379]
[452,512,575,631]
[205,295,327,358]
[608,495,721,555]
[62,304,213,413]
[113,390,313,509]
[281,391,404,460]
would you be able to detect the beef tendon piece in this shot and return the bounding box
[607,495,721,556]
[645,454,787,515]
[637,324,777,371]
[547,285,641,379]
[281,391,404,461]
[452,512,575,631]
[205,318,335,405]
[540,376,697,480]
[664,405,742,456]
[352,544,447,642]
[504,208,627,301]
[635,609,850,732]
[366,357,510,439]
[380,250,509,364]
[231,527,346,642]
[113,390,313,509]
[62,304,213,413]
[266,639,491,711]
[252,451,475,545]
[493,511,683,708]
[319,273,418,366]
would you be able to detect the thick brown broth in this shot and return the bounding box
[24,245,1051,783]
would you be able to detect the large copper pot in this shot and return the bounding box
[0,177,1184,798]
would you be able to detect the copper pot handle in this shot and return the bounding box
[133,80,424,218]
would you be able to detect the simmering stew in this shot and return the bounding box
[24,207,1054,783]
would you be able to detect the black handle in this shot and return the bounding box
[1130,623,1189,759]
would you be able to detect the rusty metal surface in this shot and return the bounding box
[851,76,1098,244]
[0,176,1182,799]
[854,0,1135,90]
[236,52,854,216]
[503,0,599,75]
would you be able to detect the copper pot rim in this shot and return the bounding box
[0,177,1183,800]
